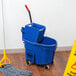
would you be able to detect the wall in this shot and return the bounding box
[1,0,76,49]
[0,0,4,49]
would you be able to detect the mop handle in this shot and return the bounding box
[25,4,32,23]
[3,49,6,57]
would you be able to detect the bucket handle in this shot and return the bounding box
[25,4,32,24]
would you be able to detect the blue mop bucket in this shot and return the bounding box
[21,4,57,69]
[24,37,57,65]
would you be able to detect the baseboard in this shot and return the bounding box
[0,49,25,54]
[56,46,72,51]
[0,46,72,54]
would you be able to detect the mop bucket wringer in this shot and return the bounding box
[21,4,57,70]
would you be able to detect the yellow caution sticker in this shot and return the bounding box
[63,40,76,76]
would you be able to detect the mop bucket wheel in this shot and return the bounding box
[0,49,11,67]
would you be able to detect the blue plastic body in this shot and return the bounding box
[24,37,57,65]
[21,23,46,42]
[21,23,57,65]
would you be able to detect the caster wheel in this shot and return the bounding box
[44,65,50,70]
[51,61,54,64]
[26,61,32,65]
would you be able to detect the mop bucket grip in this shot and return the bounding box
[25,5,30,11]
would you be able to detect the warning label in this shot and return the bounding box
[63,40,76,76]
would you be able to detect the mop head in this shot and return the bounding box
[0,64,32,76]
